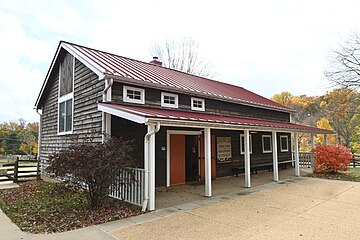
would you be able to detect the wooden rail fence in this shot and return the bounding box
[0,159,40,183]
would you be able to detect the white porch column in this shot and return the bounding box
[244,130,251,188]
[310,134,315,169]
[204,128,212,197]
[148,124,156,211]
[294,132,300,176]
[272,131,279,182]
[324,134,328,146]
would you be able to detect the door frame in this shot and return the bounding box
[166,130,202,187]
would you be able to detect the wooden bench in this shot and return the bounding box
[232,160,294,177]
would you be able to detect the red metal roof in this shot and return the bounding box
[61,41,293,112]
[98,102,333,134]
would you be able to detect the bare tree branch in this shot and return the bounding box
[149,37,216,78]
[325,33,360,89]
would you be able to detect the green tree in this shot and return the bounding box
[0,119,39,155]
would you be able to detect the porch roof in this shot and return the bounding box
[98,102,334,134]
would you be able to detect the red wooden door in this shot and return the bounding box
[199,135,216,181]
[170,134,186,186]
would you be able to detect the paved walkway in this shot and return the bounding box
[1,177,360,239]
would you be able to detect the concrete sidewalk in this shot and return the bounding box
[1,177,360,239]
[109,178,360,240]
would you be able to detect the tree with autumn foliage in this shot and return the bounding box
[0,119,38,155]
[271,89,360,153]
[320,88,360,149]
[315,117,336,146]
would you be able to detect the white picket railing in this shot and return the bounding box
[109,167,145,207]
[292,152,313,168]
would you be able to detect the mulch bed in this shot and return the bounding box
[307,168,360,182]
[0,180,141,234]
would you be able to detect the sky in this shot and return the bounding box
[0,0,359,123]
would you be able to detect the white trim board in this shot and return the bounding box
[97,104,146,124]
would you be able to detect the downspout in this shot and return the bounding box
[142,122,160,212]
[101,78,113,142]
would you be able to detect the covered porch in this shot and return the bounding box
[156,167,312,209]
[98,102,333,211]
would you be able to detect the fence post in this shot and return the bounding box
[36,159,41,180]
[353,154,356,168]
[13,158,19,183]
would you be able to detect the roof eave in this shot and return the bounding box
[34,41,106,109]
[146,118,334,134]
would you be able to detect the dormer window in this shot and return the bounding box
[191,97,205,111]
[123,86,145,104]
[161,92,178,108]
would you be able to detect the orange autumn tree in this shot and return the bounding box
[315,117,336,146]
[312,145,352,173]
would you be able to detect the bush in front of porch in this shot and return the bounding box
[313,145,352,173]
[47,136,137,209]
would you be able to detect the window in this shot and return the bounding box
[262,135,272,153]
[280,135,289,152]
[161,92,178,108]
[58,53,74,134]
[58,94,73,133]
[240,134,253,154]
[191,97,205,111]
[123,86,145,104]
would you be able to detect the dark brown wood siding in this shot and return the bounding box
[39,53,103,168]
[112,82,290,122]
[110,116,293,187]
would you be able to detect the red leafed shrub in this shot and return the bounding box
[312,145,352,173]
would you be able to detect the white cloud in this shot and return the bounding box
[1,0,360,123]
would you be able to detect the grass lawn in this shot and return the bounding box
[308,167,360,182]
[0,180,141,233]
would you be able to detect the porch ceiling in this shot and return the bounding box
[98,102,334,134]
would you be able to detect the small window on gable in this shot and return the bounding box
[123,86,145,104]
[58,53,74,134]
[191,97,205,111]
[161,92,178,108]
[240,134,253,154]
[262,135,272,153]
[280,135,289,152]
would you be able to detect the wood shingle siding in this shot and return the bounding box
[39,52,104,169]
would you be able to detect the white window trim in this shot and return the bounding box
[123,85,145,104]
[191,97,205,111]
[280,135,289,152]
[262,135,272,153]
[240,134,253,154]
[58,92,74,135]
[161,92,178,108]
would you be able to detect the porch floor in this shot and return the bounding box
[156,167,312,209]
